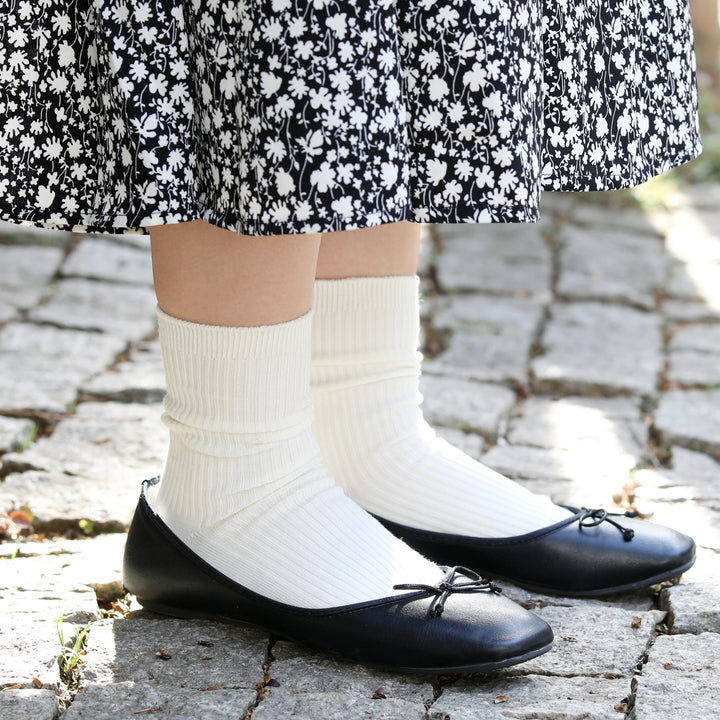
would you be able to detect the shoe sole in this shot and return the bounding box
[491,558,697,597]
[133,595,554,674]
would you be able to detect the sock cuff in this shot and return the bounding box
[313,276,419,313]
[157,306,313,360]
[312,277,420,355]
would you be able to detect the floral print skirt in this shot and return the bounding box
[0,0,702,235]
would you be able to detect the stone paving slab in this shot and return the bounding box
[667,323,720,386]
[28,278,157,341]
[655,389,720,460]
[532,302,663,396]
[565,202,665,238]
[427,295,543,384]
[631,633,720,720]
[0,323,126,413]
[633,447,720,510]
[81,340,165,403]
[62,682,257,720]
[420,375,516,440]
[505,606,666,678]
[666,260,720,308]
[0,416,35,454]
[428,674,630,720]
[254,692,426,720]
[0,221,72,247]
[0,403,165,529]
[480,443,635,508]
[664,208,720,264]
[507,396,647,456]
[435,226,551,300]
[663,298,720,322]
[557,227,666,309]
[79,617,267,691]
[660,548,720,635]
[0,689,58,720]
[0,245,64,322]
[60,237,153,286]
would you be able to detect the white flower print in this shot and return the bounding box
[0,0,702,234]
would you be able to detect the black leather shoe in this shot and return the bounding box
[123,478,553,673]
[375,508,696,597]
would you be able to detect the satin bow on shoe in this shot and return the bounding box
[394,565,501,617]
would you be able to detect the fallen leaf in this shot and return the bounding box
[664,662,675,670]
[197,640,214,647]
[494,695,508,704]
[155,650,171,660]
[372,688,392,699]
[134,705,161,714]
[522,599,547,610]
[31,677,42,689]
[561,635,577,642]
[200,686,222,691]
[631,616,642,628]
[615,703,627,712]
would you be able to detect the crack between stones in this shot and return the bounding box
[242,636,276,720]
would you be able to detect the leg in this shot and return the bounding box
[149,220,440,608]
[312,221,571,537]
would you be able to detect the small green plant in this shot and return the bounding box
[56,615,92,682]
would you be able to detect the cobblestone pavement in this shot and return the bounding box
[1,189,719,719]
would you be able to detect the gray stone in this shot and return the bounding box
[435,225,551,299]
[655,389,720,460]
[0,402,166,528]
[663,299,720,322]
[532,303,663,396]
[539,190,578,217]
[557,227,666,309]
[567,203,664,238]
[0,689,57,719]
[481,443,635,508]
[660,548,720,635]
[81,340,165,403]
[631,633,720,720]
[633,447,720,510]
[0,534,126,605]
[29,278,156,341]
[667,323,720,386]
[429,674,630,720]
[640,501,720,553]
[79,617,267,691]
[427,331,531,385]
[0,245,64,321]
[0,323,126,412]
[666,260,720,307]
[428,295,544,384]
[508,396,646,455]
[62,682,256,720]
[664,208,720,263]
[0,245,64,288]
[0,617,75,688]
[434,427,485,459]
[254,693,425,720]
[61,238,153,286]
[0,221,73,247]
[0,416,35,453]
[508,606,666,678]
[420,375,516,440]
[664,184,720,210]
[268,640,432,702]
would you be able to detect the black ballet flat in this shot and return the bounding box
[122,478,553,673]
[374,508,696,597]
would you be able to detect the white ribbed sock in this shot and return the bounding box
[153,307,441,609]
[311,276,573,538]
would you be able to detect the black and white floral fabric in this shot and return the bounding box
[0,0,702,235]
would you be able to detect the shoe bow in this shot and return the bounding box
[578,508,638,541]
[394,565,502,618]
